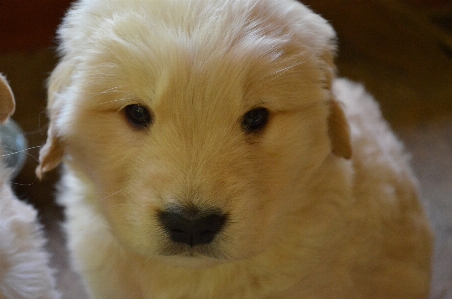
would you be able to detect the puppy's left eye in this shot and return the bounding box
[242,107,269,133]
[124,104,152,128]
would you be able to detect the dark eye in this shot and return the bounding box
[124,104,152,128]
[242,107,269,133]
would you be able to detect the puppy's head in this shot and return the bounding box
[38,0,350,266]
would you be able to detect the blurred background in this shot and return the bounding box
[0,0,451,298]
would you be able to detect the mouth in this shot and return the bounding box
[159,240,228,260]
[156,242,229,268]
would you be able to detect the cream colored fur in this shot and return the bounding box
[0,74,60,299]
[37,0,432,298]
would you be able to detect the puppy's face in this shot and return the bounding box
[38,0,350,266]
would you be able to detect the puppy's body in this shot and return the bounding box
[0,169,59,299]
[38,0,432,298]
[0,75,59,299]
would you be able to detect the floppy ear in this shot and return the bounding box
[0,74,16,124]
[36,60,74,179]
[328,98,352,159]
[321,50,352,159]
[36,125,64,179]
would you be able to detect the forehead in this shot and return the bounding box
[75,2,325,114]
[81,42,322,117]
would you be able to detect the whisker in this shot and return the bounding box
[97,98,131,106]
[24,151,40,163]
[248,52,317,92]
[98,86,123,94]
[83,86,132,106]
[0,146,42,163]
[86,84,147,107]
[103,202,154,210]
[0,145,42,155]
[98,187,132,202]
[10,182,35,186]
[265,51,317,82]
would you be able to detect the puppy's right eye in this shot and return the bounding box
[124,104,152,128]
[242,107,269,134]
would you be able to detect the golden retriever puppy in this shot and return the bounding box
[37,0,432,298]
[0,74,60,299]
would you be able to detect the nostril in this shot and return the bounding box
[158,208,227,247]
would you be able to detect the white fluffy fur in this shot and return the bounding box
[37,0,432,298]
[0,74,59,299]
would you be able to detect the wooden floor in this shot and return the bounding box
[0,1,451,298]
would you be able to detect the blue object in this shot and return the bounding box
[0,119,27,178]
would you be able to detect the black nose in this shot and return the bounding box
[158,208,227,247]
